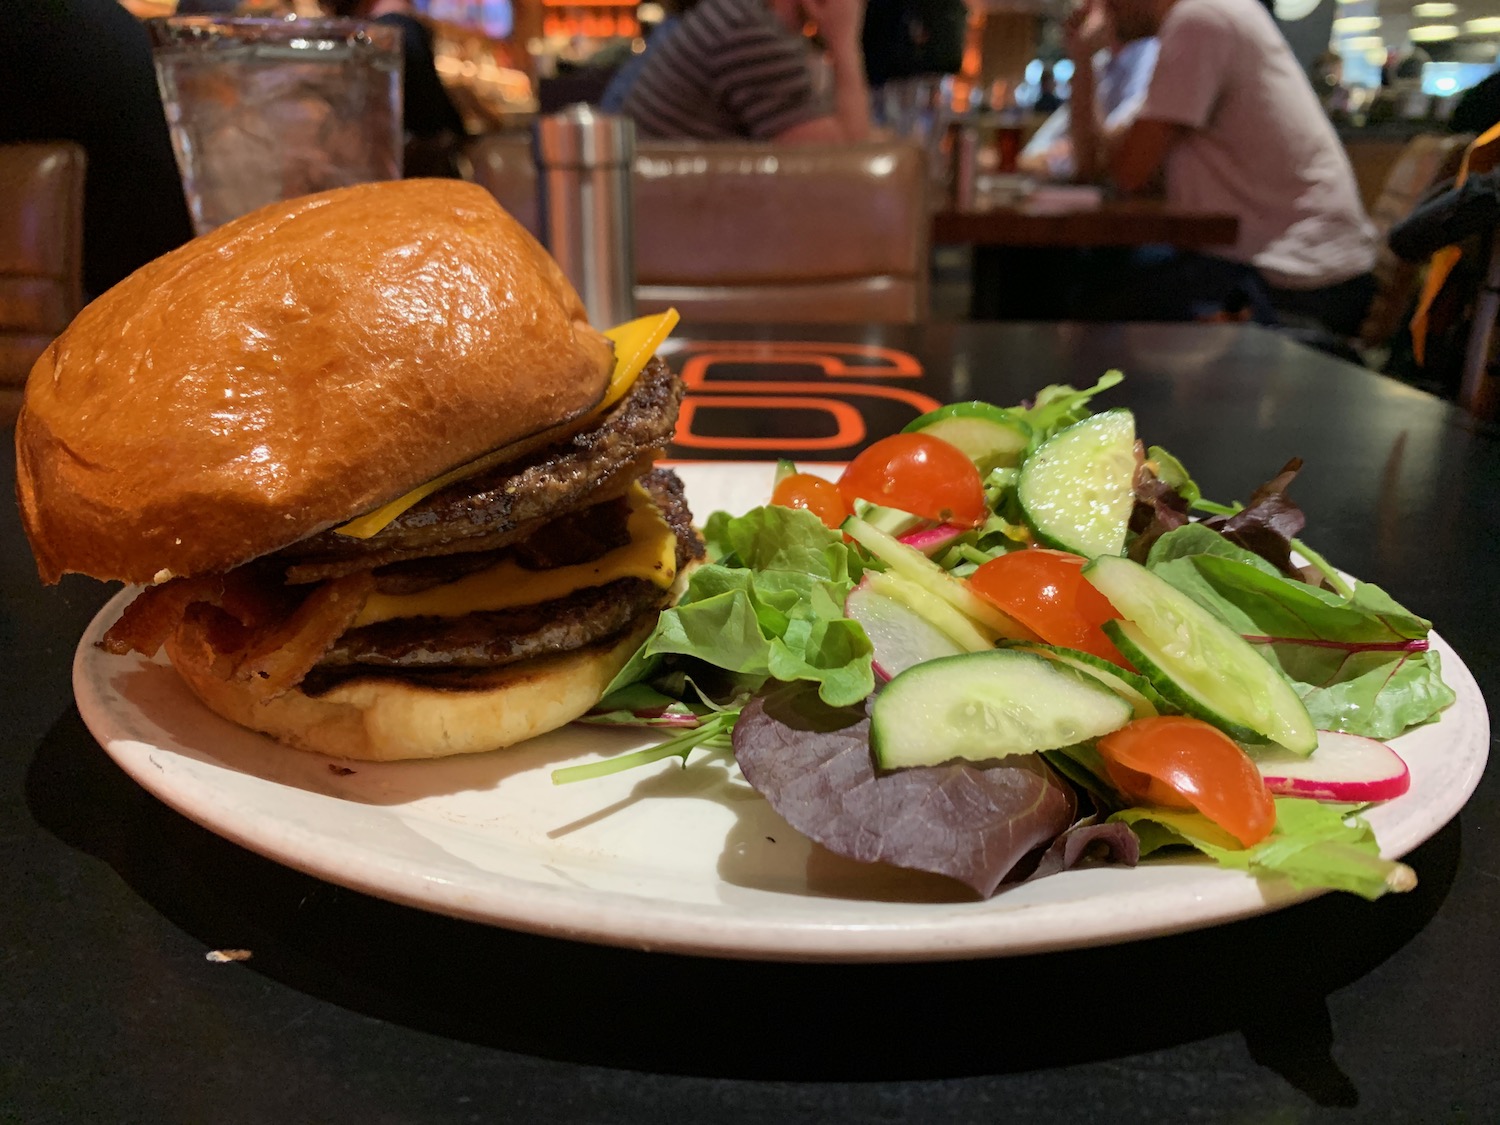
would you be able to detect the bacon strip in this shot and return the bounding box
[232,573,374,699]
[101,576,224,656]
[101,568,374,702]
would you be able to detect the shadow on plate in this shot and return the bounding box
[29,707,1458,1100]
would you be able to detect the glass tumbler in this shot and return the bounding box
[148,16,403,235]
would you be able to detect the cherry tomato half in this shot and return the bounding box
[837,433,987,527]
[967,548,1126,665]
[1097,716,1276,848]
[771,472,852,530]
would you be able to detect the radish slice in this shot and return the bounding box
[845,578,966,680]
[1255,731,1411,803]
[898,524,966,557]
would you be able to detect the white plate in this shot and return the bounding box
[74,462,1491,962]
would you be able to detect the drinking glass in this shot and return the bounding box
[148,16,403,235]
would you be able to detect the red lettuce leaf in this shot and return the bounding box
[1128,467,1192,564]
[1200,458,1310,581]
[1129,456,1316,584]
[732,685,1078,898]
[1023,819,1141,883]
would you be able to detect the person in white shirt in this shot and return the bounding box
[1069,0,1378,334]
[1019,35,1158,181]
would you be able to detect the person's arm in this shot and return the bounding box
[1110,118,1186,193]
[776,0,872,143]
[1063,2,1121,183]
[1108,5,1228,194]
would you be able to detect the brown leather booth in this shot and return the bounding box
[464,134,930,324]
[0,142,86,423]
[1359,132,1471,350]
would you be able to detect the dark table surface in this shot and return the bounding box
[6,322,1498,1123]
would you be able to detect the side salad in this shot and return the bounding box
[556,374,1456,901]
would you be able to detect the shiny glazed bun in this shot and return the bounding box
[16,179,616,586]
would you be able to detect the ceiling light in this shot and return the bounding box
[1464,17,1500,33]
[1342,35,1384,49]
[1333,15,1381,30]
[1412,2,1457,15]
[1409,24,1460,40]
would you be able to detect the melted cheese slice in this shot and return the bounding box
[334,309,679,541]
[599,308,679,409]
[351,483,678,627]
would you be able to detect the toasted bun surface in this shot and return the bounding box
[164,618,655,762]
[17,179,615,586]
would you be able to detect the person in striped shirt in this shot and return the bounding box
[618,0,873,143]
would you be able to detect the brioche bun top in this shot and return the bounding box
[16,179,615,585]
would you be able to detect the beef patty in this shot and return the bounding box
[276,356,684,582]
[305,468,705,685]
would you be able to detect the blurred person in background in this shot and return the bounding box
[1069,0,1376,335]
[1309,49,1351,119]
[1033,66,1064,114]
[1020,13,1157,182]
[619,0,873,142]
[0,0,195,299]
[601,5,682,112]
[323,0,467,171]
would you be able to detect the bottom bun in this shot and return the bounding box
[165,618,655,761]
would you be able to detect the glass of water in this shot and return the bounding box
[148,16,403,235]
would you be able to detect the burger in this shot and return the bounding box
[16,179,703,761]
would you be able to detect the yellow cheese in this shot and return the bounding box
[334,309,679,541]
[599,308,679,410]
[351,483,678,627]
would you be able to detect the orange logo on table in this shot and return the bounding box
[669,341,940,455]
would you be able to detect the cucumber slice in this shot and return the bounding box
[1085,555,1317,754]
[1017,409,1136,557]
[871,650,1133,770]
[843,516,1036,641]
[904,402,1032,475]
[1015,642,1167,720]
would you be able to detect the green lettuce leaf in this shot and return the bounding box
[1017,370,1124,444]
[1146,523,1282,573]
[645,575,772,675]
[1112,798,1415,899]
[1279,647,1455,740]
[1155,552,1431,642]
[605,505,873,709]
[706,503,861,584]
[1146,538,1454,738]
